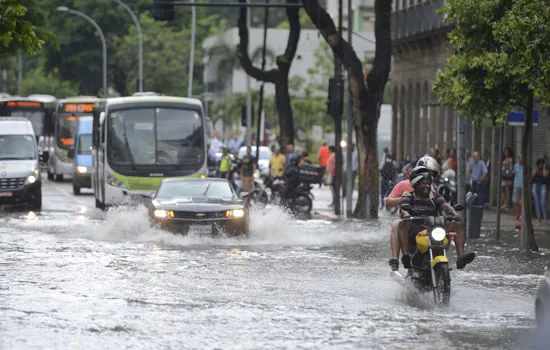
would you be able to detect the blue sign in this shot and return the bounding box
[507,111,539,126]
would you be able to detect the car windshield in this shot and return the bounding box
[107,107,204,166]
[156,181,234,199]
[77,134,92,155]
[238,147,271,159]
[0,135,36,160]
[10,110,44,136]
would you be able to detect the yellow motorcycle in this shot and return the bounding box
[393,205,464,304]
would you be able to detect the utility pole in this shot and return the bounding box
[245,0,252,146]
[456,112,467,223]
[495,125,504,239]
[345,0,353,217]
[188,0,196,97]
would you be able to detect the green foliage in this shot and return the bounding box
[210,90,278,127]
[433,0,550,125]
[0,0,53,56]
[21,66,79,97]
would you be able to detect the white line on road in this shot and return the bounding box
[47,180,89,207]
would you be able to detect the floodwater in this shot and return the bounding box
[0,178,545,349]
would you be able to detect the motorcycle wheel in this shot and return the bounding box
[293,195,312,214]
[434,263,451,304]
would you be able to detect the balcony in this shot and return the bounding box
[391,0,451,43]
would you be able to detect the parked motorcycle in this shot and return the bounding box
[392,204,464,304]
[438,169,457,205]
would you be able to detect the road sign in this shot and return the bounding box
[507,111,539,127]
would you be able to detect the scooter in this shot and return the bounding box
[392,204,464,304]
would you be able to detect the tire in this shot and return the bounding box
[55,174,63,182]
[73,185,81,195]
[293,195,312,214]
[434,263,451,304]
[29,192,42,211]
[95,198,105,210]
[47,172,54,180]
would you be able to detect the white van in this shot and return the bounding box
[0,117,42,210]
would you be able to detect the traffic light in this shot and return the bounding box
[154,0,175,21]
[327,77,343,118]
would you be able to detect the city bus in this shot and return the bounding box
[0,94,57,166]
[91,95,207,209]
[47,96,97,181]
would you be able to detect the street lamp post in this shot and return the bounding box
[113,0,143,92]
[57,6,107,97]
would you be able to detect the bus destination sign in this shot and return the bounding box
[7,101,42,108]
[63,103,94,113]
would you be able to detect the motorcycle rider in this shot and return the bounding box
[391,166,476,270]
[386,157,475,271]
[280,156,301,207]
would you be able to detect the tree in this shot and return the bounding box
[300,0,392,218]
[21,66,79,97]
[0,0,53,57]
[236,0,301,148]
[206,42,276,91]
[432,0,550,251]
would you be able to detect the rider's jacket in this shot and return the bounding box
[282,165,300,196]
[401,191,457,223]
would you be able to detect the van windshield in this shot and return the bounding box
[77,134,92,155]
[0,135,36,160]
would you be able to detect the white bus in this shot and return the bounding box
[91,95,208,209]
[47,96,97,181]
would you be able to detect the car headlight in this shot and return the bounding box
[25,175,37,185]
[226,209,245,218]
[431,227,447,241]
[76,166,88,173]
[106,172,127,188]
[154,209,173,218]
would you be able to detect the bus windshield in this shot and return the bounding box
[107,107,204,167]
[0,135,36,160]
[10,110,44,136]
[56,114,79,148]
[77,134,92,155]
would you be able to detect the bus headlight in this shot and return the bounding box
[431,227,447,242]
[106,172,127,188]
[76,166,88,173]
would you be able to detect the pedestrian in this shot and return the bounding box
[441,149,452,172]
[240,146,257,194]
[299,150,311,165]
[501,147,514,209]
[468,151,489,218]
[380,153,397,208]
[218,146,232,180]
[449,148,458,172]
[532,158,548,222]
[269,147,286,179]
[512,154,523,220]
[326,146,336,207]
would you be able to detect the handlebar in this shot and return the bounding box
[402,216,460,226]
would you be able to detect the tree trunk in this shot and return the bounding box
[301,0,391,218]
[522,94,538,251]
[236,0,300,150]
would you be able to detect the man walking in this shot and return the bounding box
[468,151,489,218]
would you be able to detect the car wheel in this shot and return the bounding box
[29,192,42,212]
[95,198,105,210]
[47,172,54,180]
[55,174,63,182]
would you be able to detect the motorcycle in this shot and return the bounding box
[257,176,285,205]
[438,169,457,205]
[392,204,464,304]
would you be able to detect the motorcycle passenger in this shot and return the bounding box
[391,166,476,271]
[218,146,232,180]
[386,156,440,269]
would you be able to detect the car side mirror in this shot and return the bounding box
[239,192,250,199]
[453,204,464,212]
[67,149,75,158]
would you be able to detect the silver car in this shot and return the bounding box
[238,146,272,178]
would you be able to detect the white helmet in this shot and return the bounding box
[416,156,440,178]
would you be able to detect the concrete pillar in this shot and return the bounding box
[392,98,398,157]
[437,106,445,152]
[428,105,436,151]
[420,104,428,155]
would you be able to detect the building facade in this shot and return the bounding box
[390,0,550,165]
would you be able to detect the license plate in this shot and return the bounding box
[189,225,212,235]
[0,192,13,197]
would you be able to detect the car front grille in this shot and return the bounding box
[0,177,25,190]
[172,210,227,219]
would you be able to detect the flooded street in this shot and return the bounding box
[0,177,544,349]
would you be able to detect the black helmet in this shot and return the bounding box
[409,166,431,187]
